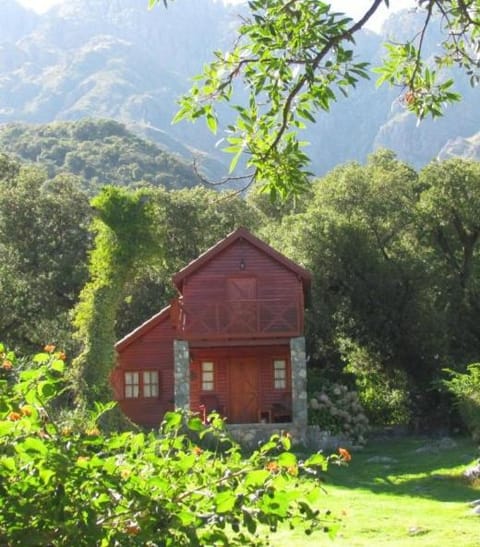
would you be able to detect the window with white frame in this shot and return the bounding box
[143,370,159,398]
[124,371,139,398]
[124,370,159,398]
[273,360,287,389]
[201,361,214,391]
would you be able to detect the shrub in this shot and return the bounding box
[0,344,343,545]
[340,340,411,426]
[309,380,370,446]
[443,363,480,441]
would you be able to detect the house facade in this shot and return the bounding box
[113,227,311,434]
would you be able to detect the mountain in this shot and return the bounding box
[0,0,478,178]
[0,0,238,179]
[0,119,201,191]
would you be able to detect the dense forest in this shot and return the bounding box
[0,119,201,191]
[1,121,479,430]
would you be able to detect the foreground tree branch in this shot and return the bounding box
[152,0,479,199]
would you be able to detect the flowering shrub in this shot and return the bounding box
[309,382,370,446]
[0,344,342,545]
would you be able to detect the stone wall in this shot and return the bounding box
[290,336,308,428]
[228,423,306,448]
[173,340,189,410]
[228,423,348,451]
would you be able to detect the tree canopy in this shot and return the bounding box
[153,0,479,197]
[0,120,201,193]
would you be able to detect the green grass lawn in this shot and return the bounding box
[278,436,480,546]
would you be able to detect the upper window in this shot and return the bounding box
[124,370,159,399]
[201,361,214,391]
[274,360,287,389]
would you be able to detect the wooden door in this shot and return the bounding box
[226,277,256,300]
[229,357,258,423]
[226,278,257,333]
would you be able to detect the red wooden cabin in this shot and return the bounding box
[113,227,311,428]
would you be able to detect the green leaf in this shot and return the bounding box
[243,510,257,534]
[33,353,51,363]
[304,453,327,468]
[281,435,291,451]
[244,469,270,487]
[187,416,204,431]
[39,467,55,485]
[0,420,15,436]
[131,432,145,451]
[38,381,56,399]
[51,359,65,373]
[178,453,196,472]
[17,437,48,455]
[278,452,297,468]
[228,147,244,174]
[215,490,236,513]
[177,510,199,526]
[0,456,16,471]
[163,411,182,431]
[206,112,218,134]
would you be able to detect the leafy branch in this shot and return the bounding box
[150,0,479,199]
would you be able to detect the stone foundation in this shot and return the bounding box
[227,423,348,451]
[227,422,306,448]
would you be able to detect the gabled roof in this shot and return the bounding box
[115,304,172,352]
[172,226,312,292]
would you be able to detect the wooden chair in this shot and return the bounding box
[199,394,225,421]
[271,393,292,423]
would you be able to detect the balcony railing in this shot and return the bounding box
[174,298,302,339]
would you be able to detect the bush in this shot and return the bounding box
[309,380,370,446]
[0,344,344,545]
[443,363,480,441]
[340,341,411,427]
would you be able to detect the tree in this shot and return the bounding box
[72,186,162,404]
[0,161,91,351]
[417,158,480,364]
[257,151,454,424]
[153,0,479,197]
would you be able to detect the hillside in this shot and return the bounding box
[0,0,478,176]
[0,119,202,191]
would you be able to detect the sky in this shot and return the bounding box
[16,0,417,32]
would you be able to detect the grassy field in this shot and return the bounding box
[277,436,480,546]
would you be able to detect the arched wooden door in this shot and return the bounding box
[229,357,258,423]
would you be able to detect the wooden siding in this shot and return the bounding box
[189,346,291,424]
[177,239,304,341]
[113,313,176,427]
[115,228,310,426]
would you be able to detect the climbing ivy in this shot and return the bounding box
[72,186,164,405]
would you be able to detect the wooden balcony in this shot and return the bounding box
[173,298,302,340]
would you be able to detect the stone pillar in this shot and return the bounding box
[290,336,308,428]
[173,340,190,410]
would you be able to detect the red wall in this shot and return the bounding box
[113,314,176,427]
[189,345,291,423]
[180,238,304,337]
[182,239,301,301]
